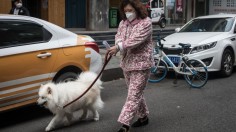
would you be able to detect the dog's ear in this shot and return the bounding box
[47,87,52,94]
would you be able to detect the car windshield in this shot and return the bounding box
[179,17,235,32]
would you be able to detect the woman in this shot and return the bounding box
[9,0,30,16]
[108,0,154,131]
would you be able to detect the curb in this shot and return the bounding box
[101,67,124,82]
[99,49,124,82]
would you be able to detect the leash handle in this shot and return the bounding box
[63,51,112,108]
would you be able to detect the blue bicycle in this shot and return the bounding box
[149,33,208,88]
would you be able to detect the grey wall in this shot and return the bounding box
[87,0,109,31]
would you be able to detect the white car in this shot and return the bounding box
[162,14,236,77]
[0,14,102,112]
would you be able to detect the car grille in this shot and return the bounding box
[163,48,191,55]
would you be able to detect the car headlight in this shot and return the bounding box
[190,41,217,54]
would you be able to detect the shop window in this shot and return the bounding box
[227,0,236,7]
[213,0,221,6]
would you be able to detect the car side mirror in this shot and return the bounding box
[175,27,181,32]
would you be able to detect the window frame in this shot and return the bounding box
[0,19,52,49]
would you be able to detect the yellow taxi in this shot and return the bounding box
[0,15,102,112]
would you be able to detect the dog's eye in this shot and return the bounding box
[41,97,45,99]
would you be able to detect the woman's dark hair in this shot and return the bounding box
[119,0,148,20]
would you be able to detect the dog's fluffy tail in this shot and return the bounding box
[77,71,103,89]
[94,95,104,110]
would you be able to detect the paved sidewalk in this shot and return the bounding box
[100,48,123,82]
[100,49,121,70]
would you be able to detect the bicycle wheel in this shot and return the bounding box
[183,59,208,88]
[149,59,168,83]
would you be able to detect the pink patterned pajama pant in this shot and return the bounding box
[118,69,150,126]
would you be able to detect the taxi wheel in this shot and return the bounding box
[159,19,166,28]
[55,72,79,83]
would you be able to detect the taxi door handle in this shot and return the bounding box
[37,52,52,58]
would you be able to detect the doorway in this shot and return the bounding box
[65,0,86,28]
[21,0,41,18]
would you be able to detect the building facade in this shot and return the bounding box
[0,0,235,30]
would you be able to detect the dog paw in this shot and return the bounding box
[45,125,54,132]
[45,127,51,132]
[93,117,99,121]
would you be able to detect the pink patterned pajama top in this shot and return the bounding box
[115,17,154,71]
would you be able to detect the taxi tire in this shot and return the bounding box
[159,19,166,28]
[55,72,79,83]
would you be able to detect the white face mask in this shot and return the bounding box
[125,12,136,22]
[16,3,22,8]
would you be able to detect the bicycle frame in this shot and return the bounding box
[155,48,196,76]
[150,33,208,88]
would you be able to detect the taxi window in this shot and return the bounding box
[151,0,163,8]
[151,0,158,8]
[159,0,163,7]
[0,20,52,49]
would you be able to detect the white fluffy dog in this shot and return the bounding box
[37,71,104,131]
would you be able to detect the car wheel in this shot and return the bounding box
[220,49,234,77]
[159,19,166,28]
[55,72,79,83]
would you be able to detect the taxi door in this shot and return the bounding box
[0,20,59,111]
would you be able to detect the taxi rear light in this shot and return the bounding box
[85,42,99,53]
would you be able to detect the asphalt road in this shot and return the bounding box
[1,71,236,132]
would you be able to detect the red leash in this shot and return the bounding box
[63,51,112,109]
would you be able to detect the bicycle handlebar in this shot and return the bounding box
[156,34,165,49]
[161,38,166,41]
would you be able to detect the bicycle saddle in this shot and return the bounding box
[179,43,191,48]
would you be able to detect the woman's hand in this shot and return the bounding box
[108,45,119,56]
